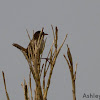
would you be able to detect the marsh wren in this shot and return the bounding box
[13,31,48,57]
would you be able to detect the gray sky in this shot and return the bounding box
[0,0,100,100]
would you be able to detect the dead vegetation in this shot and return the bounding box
[2,26,78,100]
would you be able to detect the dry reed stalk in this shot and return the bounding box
[29,72,33,100]
[2,71,10,100]
[43,26,67,100]
[63,45,78,100]
[23,28,44,100]
[21,79,30,100]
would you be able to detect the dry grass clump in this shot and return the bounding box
[21,26,67,100]
[2,26,78,100]
[2,26,67,100]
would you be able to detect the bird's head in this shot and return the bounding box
[34,31,48,40]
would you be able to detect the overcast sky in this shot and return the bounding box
[0,0,100,100]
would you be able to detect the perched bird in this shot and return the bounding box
[12,31,48,57]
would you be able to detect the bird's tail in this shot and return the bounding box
[12,43,27,52]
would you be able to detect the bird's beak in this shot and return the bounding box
[44,33,48,35]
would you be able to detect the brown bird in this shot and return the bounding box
[12,31,48,57]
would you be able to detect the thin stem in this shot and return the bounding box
[2,71,10,100]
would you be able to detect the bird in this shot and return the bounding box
[12,31,48,58]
